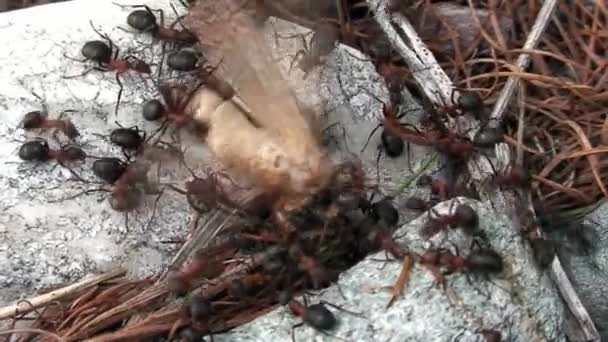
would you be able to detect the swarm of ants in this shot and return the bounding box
[4,0,577,341]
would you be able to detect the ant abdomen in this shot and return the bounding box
[371,198,399,226]
[22,111,45,129]
[92,158,127,184]
[110,128,144,150]
[18,139,50,161]
[455,204,478,233]
[466,248,503,274]
[127,10,158,32]
[167,50,199,72]
[81,40,111,64]
[381,129,404,157]
[305,304,337,330]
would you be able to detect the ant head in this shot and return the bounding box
[455,204,478,231]
[142,99,165,121]
[305,303,337,330]
[187,295,213,321]
[167,50,200,72]
[126,9,158,32]
[22,111,45,129]
[18,139,50,162]
[110,127,145,150]
[62,120,80,140]
[92,157,128,184]
[61,144,87,161]
[457,92,483,113]
[81,40,112,64]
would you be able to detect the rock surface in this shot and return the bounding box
[0,0,568,340]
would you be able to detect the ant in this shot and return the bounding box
[167,155,240,213]
[117,4,197,45]
[417,241,503,289]
[64,21,152,115]
[143,82,207,142]
[94,122,148,157]
[488,162,531,190]
[288,243,338,289]
[167,244,235,295]
[419,201,478,240]
[281,293,362,342]
[18,139,86,169]
[439,89,486,122]
[286,28,337,77]
[21,110,79,140]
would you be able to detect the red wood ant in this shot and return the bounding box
[420,201,479,240]
[144,82,206,142]
[64,21,152,115]
[21,110,79,140]
[488,162,531,190]
[18,138,86,167]
[439,89,486,122]
[417,241,503,289]
[167,244,236,295]
[281,293,361,342]
[117,3,197,45]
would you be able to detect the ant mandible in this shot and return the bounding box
[64,21,152,115]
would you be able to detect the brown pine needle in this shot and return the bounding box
[385,255,412,309]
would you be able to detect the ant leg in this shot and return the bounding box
[156,41,167,85]
[144,188,165,232]
[114,73,124,116]
[89,20,113,48]
[360,123,382,153]
[375,147,383,187]
[63,52,88,63]
[48,187,109,203]
[291,322,304,342]
[62,67,107,79]
[319,300,364,318]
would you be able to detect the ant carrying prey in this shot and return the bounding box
[64,21,152,115]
